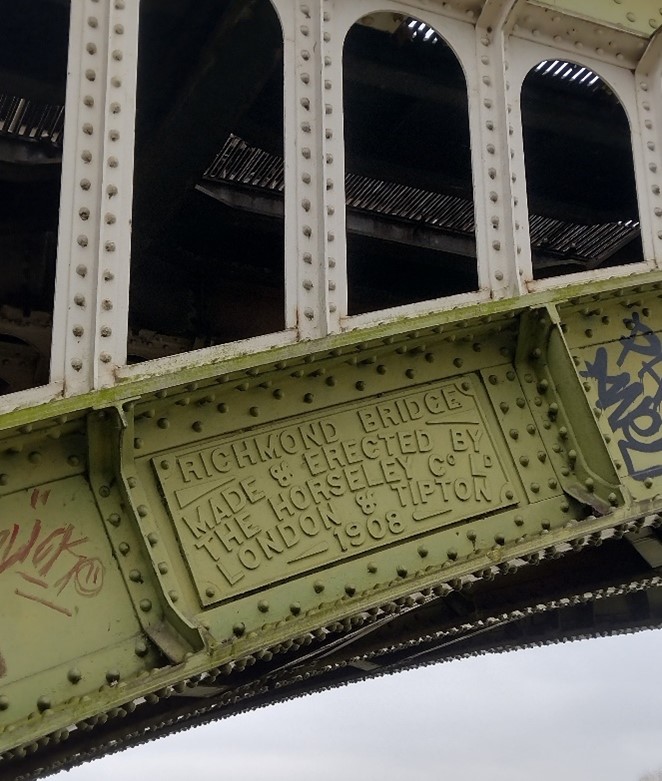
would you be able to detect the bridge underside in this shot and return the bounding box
[2,1,662,778]
[2,280,662,778]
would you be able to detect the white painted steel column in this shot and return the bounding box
[635,27,662,268]
[473,0,527,297]
[279,0,345,340]
[51,0,139,393]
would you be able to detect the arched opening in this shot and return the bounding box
[343,14,477,316]
[0,0,69,394]
[521,60,642,279]
[129,0,285,360]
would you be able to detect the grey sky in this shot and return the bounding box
[54,630,662,781]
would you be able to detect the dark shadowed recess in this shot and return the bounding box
[128,0,285,363]
[343,17,478,315]
[522,60,643,279]
[0,0,69,394]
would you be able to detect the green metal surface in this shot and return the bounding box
[532,0,662,36]
[2,275,662,771]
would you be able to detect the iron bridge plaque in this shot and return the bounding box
[153,377,517,604]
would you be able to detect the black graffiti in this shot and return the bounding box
[581,312,662,481]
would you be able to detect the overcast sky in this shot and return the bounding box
[54,630,662,781]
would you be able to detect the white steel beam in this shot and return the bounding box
[473,0,528,296]
[635,26,662,268]
[276,0,345,339]
[51,0,139,393]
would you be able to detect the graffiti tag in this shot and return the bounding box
[581,311,662,480]
[0,492,105,618]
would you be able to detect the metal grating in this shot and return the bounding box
[0,94,65,147]
[532,59,604,94]
[345,173,475,234]
[204,134,641,263]
[529,214,639,262]
[204,134,284,192]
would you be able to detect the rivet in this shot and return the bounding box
[106,670,120,684]
[139,599,152,612]
[67,669,82,684]
[37,696,51,712]
[135,640,149,657]
[233,623,246,637]
[137,505,148,518]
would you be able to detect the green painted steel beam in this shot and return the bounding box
[532,0,662,37]
[3,274,662,775]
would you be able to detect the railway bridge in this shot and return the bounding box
[2,0,662,777]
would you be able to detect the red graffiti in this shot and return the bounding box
[0,505,105,617]
[30,488,51,510]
